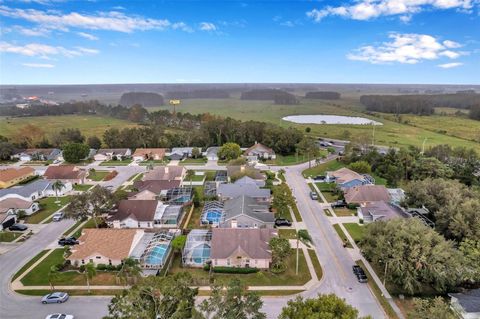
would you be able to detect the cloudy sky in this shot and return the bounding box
[0,0,479,84]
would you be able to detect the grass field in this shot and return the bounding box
[0,231,22,242]
[12,250,50,281]
[307,249,323,280]
[87,170,110,181]
[73,184,93,192]
[332,224,352,248]
[149,98,480,151]
[25,196,71,224]
[343,223,365,243]
[0,115,136,139]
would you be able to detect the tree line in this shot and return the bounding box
[305,91,341,100]
[119,92,165,107]
[165,89,230,99]
[360,93,480,115]
[240,89,299,105]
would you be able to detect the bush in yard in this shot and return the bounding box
[218,142,242,161]
[97,264,107,271]
[347,203,359,209]
[212,266,259,274]
[79,265,85,272]
[298,229,312,243]
[203,263,211,271]
[348,161,372,174]
[104,170,118,181]
[62,143,90,163]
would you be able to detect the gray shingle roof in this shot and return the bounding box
[0,180,50,199]
[223,196,274,223]
[450,289,480,313]
[211,228,276,259]
[217,183,270,199]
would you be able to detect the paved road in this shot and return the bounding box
[0,161,385,319]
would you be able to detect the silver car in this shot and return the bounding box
[45,314,74,319]
[52,211,65,222]
[41,292,69,304]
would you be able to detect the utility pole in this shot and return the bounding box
[296,231,299,275]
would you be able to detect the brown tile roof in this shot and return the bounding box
[44,165,85,180]
[226,166,265,180]
[133,180,180,194]
[0,198,34,213]
[109,199,159,222]
[143,166,185,181]
[0,167,34,182]
[344,185,390,204]
[69,228,141,261]
[211,228,277,259]
[132,148,166,158]
[244,143,275,155]
[328,167,364,184]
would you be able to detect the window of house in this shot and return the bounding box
[81,259,85,264]
[227,259,230,266]
[108,259,112,265]
[96,256,101,259]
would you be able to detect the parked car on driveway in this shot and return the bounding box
[52,211,65,222]
[309,191,319,200]
[274,218,292,227]
[41,292,69,304]
[45,314,74,319]
[58,237,79,246]
[331,200,346,208]
[8,223,28,231]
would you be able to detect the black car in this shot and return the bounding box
[353,265,368,283]
[331,200,347,208]
[352,265,362,275]
[274,218,292,227]
[9,223,28,231]
[58,237,79,246]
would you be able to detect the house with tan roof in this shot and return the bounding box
[12,148,61,162]
[129,180,181,200]
[210,228,277,269]
[143,166,186,182]
[43,165,86,185]
[132,148,166,162]
[344,185,390,205]
[68,228,145,266]
[0,167,35,189]
[244,143,276,160]
[0,198,40,216]
[326,167,374,189]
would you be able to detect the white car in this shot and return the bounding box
[45,314,74,319]
[52,211,65,222]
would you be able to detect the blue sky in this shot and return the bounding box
[0,0,479,85]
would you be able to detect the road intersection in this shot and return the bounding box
[0,160,386,319]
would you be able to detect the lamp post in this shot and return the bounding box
[296,230,299,275]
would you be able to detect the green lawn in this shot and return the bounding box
[87,170,110,181]
[12,250,50,281]
[62,219,86,237]
[185,174,206,182]
[0,231,23,242]
[169,249,311,287]
[334,208,356,217]
[25,196,71,224]
[279,229,297,239]
[332,224,352,248]
[73,184,93,192]
[343,223,365,243]
[21,248,118,286]
[99,159,132,166]
[0,115,137,140]
[180,158,208,165]
[303,160,344,177]
[307,249,323,280]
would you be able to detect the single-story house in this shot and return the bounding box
[210,228,277,269]
[220,195,274,229]
[0,198,40,216]
[217,183,271,202]
[143,166,186,182]
[227,166,265,182]
[94,148,131,161]
[0,167,36,189]
[0,211,16,231]
[344,185,391,205]
[132,148,166,162]
[12,148,61,162]
[234,175,266,188]
[68,228,145,266]
[204,147,220,161]
[168,147,198,160]
[326,167,374,189]
[244,143,276,160]
[44,165,86,185]
[0,180,51,202]
[108,200,177,228]
[129,180,181,200]
[357,201,410,223]
[449,289,480,319]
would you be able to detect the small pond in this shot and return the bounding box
[282,115,383,125]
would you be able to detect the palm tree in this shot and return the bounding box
[118,258,141,286]
[84,262,97,293]
[52,180,65,204]
[48,265,59,291]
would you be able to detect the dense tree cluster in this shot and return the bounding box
[240,89,299,105]
[468,103,480,120]
[360,93,480,115]
[165,89,230,99]
[305,91,341,100]
[119,92,164,107]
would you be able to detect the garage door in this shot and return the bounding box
[2,217,15,229]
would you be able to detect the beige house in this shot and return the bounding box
[244,143,276,160]
[43,165,86,185]
[344,185,390,205]
[143,166,186,182]
[0,198,40,216]
[69,228,144,266]
[0,167,36,189]
[210,228,277,269]
[132,148,166,161]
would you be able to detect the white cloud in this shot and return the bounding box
[437,62,463,68]
[77,32,98,40]
[22,62,55,68]
[307,0,474,22]
[199,22,217,31]
[347,33,463,64]
[0,5,188,33]
[0,41,99,58]
[172,22,193,33]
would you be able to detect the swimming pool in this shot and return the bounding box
[191,244,211,264]
[202,210,223,224]
[145,244,169,265]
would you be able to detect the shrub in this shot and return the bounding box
[347,203,359,209]
[96,263,107,271]
[79,265,85,272]
[212,266,259,274]
[298,229,312,243]
[203,264,211,271]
